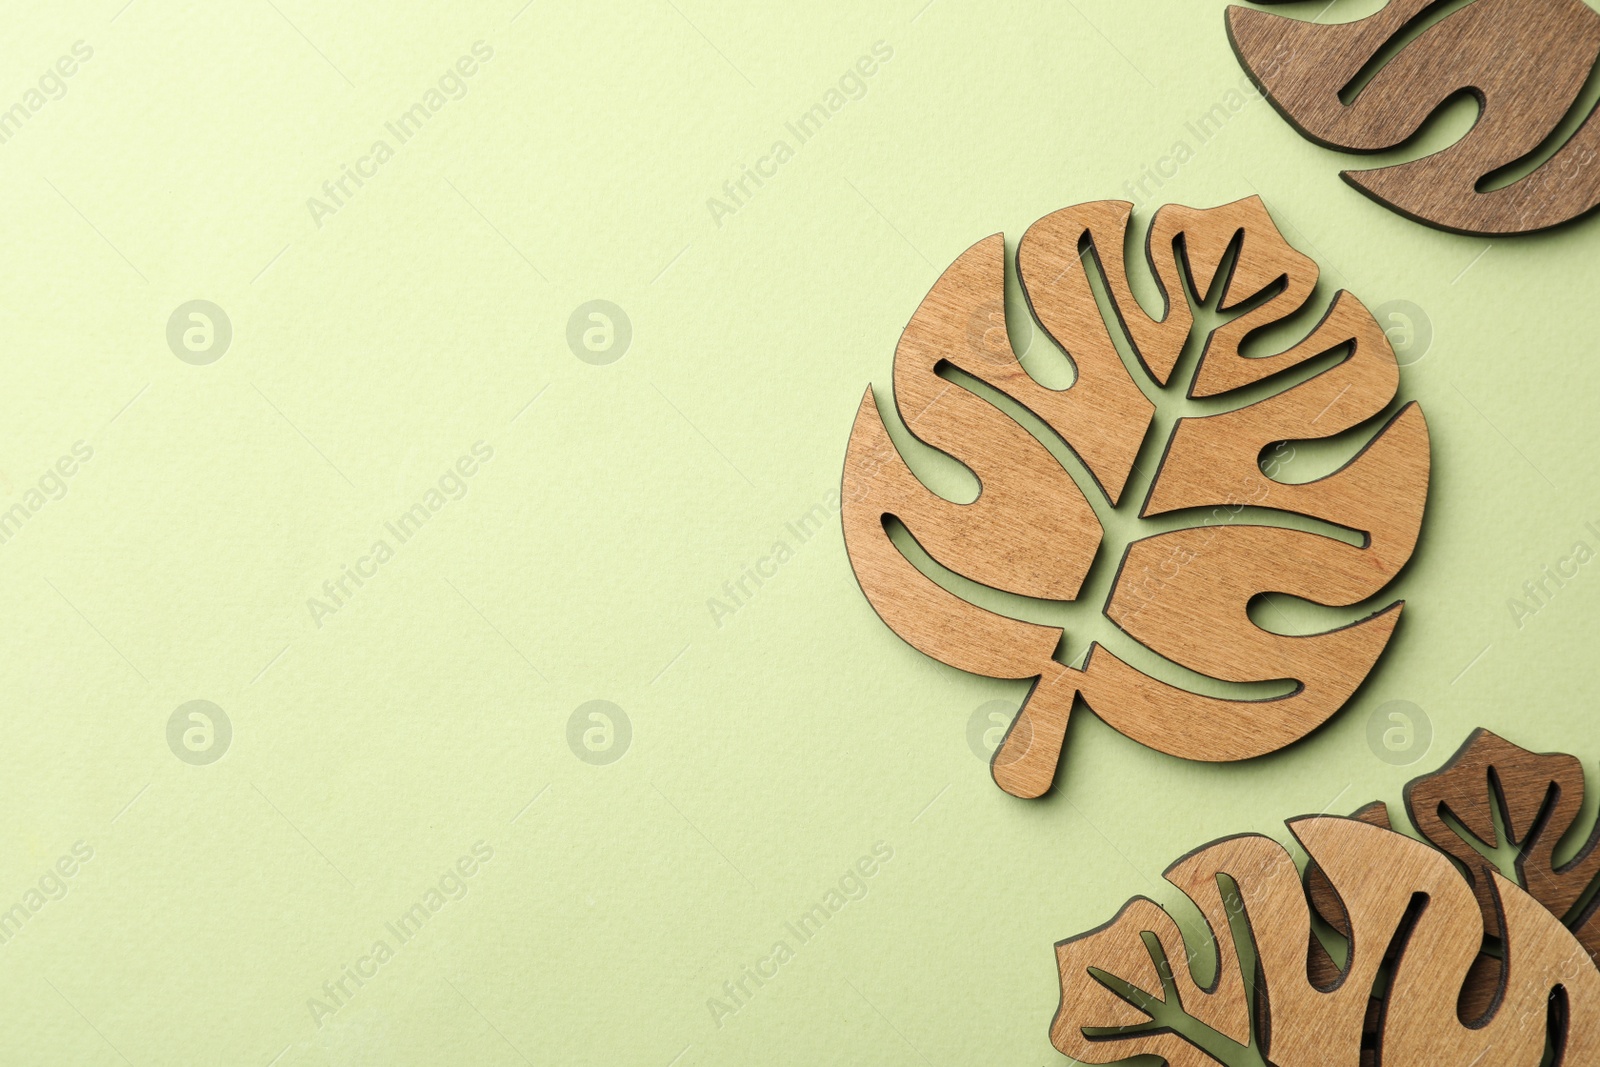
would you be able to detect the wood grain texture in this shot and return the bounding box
[1012,202,1160,503]
[1305,800,1392,989]
[841,389,1069,684]
[1152,197,1320,398]
[841,197,1429,799]
[1051,815,1600,1065]
[1227,0,1600,235]
[1301,799,1498,1041]
[1404,727,1600,963]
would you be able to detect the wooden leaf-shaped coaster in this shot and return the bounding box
[1405,727,1600,964]
[1050,728,1600,1065]
[841,197,1430,798]
[1227,0,1600,235]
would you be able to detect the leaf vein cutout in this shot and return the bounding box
[1051,729,1600,1066]
[1227,0,1600,235]
[840,197,1431,798]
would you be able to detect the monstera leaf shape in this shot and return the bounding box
[1052,729,1600,1065]
[1228,0,1600,234]
[1405,728,1600,975]
[1052,816,1600,1065]
[841,197,1430,798]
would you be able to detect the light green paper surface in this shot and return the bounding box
[3,0,1598,1062]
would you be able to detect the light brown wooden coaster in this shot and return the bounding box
[1051,729,1600,1065]
[841,197,1430,798]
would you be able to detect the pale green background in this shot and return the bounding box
[2,0,1598,1063]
